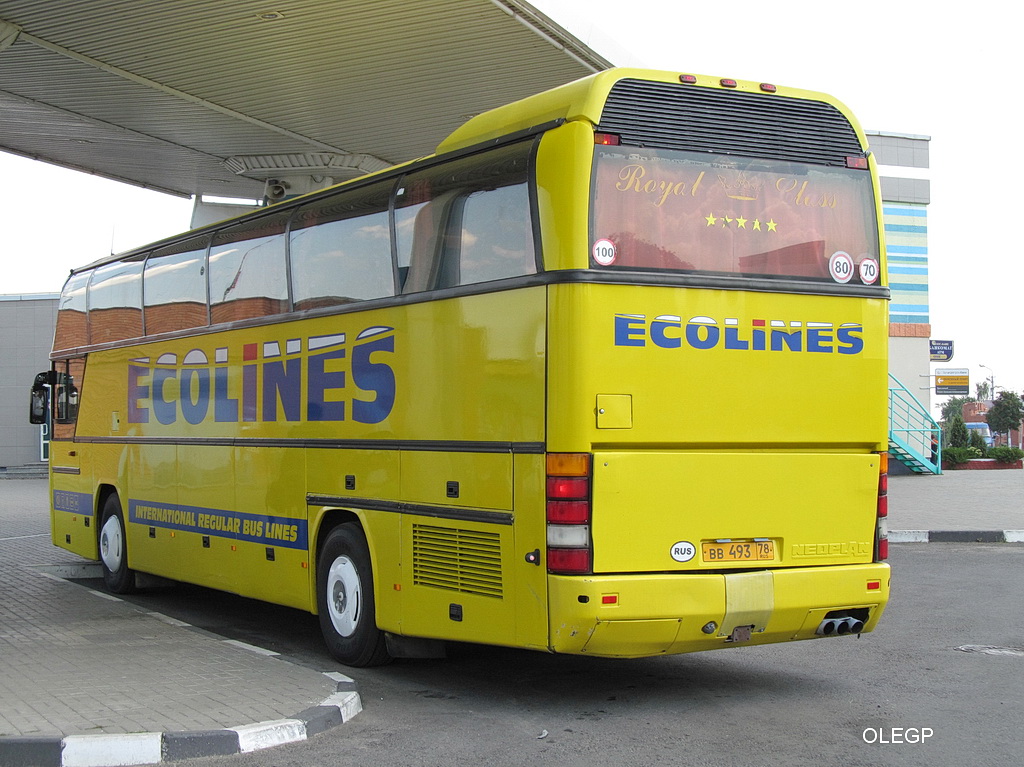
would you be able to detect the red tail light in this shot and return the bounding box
[875,452,888,561]
[547,476,588,499]
[546,453,592,575]
[547,547,591,574]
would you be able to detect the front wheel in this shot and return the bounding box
[317,523,391,667]
[99,494,136,594]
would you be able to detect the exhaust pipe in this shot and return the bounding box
[816,616,866,636]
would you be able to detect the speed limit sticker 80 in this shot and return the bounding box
[828,251,854,283]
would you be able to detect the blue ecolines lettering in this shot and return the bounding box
[128,327,396,426]
[614,314,864,355]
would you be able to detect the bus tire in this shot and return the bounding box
[317,523,391,667]
[99,494,136,594]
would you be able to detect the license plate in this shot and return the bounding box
[702,540,775,563]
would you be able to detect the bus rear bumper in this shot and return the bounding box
[548,563,890,657]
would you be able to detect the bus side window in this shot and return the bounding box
[209,212,290,323]
[290,182,394,310]
[88,258,145,344]
[54,272,90,352]
[397,140,537,294]
[52,358,85,438]
[436,182,535,289]
[399,191,460,294]
[144,236,211,335]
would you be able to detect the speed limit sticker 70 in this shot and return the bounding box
[859,257,879,285]
[828,251,854,284]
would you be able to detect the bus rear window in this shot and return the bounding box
[591,146,880,286]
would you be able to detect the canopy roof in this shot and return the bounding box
[0,0,610,199]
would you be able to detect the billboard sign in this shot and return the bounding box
[929,340,954,362]
[935,368,969,396]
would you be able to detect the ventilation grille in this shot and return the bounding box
[412,524,503,598]
[598,79,863,167]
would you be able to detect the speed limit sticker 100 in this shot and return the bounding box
[592,238,617,266]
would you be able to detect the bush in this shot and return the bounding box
[943,446,982,466]
[968,429,988,455]
[987,446,1024,463]
[945,415,970,448]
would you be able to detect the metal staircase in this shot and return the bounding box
[888,373,942,474]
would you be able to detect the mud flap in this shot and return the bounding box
[720,570,774,642]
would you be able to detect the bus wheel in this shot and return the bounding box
[99,494,136,594]
[317,524,391,667]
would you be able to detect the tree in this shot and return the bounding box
[986,391,1024,441]
[945,413,971,448]
[940,396,973,424]
[969,428,988,453]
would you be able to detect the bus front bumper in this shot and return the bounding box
[548,563,890,657]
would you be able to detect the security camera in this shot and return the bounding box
[264,179,290,202]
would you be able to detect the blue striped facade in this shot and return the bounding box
[883,204,928,324]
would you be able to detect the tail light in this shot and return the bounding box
[546,453,592,574]
[875,452,888,561]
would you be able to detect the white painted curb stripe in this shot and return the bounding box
[231,719,306,753]
[889,530,929,543]
[221,638,280,656]
[321,690,363,722]
[1005,530,1024,542]
[62,732,162,767]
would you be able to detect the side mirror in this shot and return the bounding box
[29,371,51,425]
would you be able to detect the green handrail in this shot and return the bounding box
[888,373,942,473]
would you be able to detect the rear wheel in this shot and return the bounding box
[99,494,136,594]
[317,523,391,667]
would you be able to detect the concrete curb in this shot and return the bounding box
[890,529,1024,543]
[0,682,360,767]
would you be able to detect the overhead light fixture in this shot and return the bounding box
[256,11,285,21]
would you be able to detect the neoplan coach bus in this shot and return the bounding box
[31,68,891,666]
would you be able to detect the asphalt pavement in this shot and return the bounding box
[1,467,1021,766]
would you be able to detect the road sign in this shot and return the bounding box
[930,340,954,362]
[935,367,969,396]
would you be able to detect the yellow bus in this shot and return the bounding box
[31,68,890,667]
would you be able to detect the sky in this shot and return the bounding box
[1,0,1020,405]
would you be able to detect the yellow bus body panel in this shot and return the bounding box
[548,562,889,657]
[64,288,548,631]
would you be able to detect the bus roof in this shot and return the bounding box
[435,68,863,155]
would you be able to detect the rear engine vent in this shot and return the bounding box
[412,524,503,598]
[598,79,863,167]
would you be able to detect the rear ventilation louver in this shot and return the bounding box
[412,524,503,598]
[598,79,863,167]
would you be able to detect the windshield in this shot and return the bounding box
[591,145,880,286]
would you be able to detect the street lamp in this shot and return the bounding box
[979,364,995,402]
[979,364,1008,447]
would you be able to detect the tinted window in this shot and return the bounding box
[88,258,144,343]
[590,146,880,284]
[290,182,394,310]
[144,236,210,334]
[395,141,536,293]
[209,212,290,323]
[54,272,90,351]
